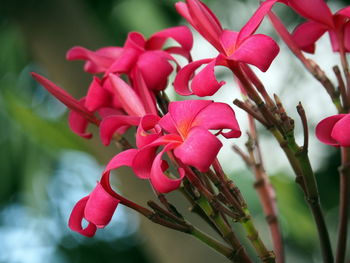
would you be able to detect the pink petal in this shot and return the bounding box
[173,58,216,96]
[219,30,239,55]
[343,22,350,51]
[292,21,327,53]
[336,6,350,19]
[181,0,224,52]
[164,46,192,61]
[329,30,340,52]
[136,114,162,148]
[100,115,140,146]
[150,144,185,193]
[267,11,306,60]
[132,135,182,179]
[106,48,141,75]
[147,26,193,52]
[231,34,279,72]
[168,100,213,137]
[105,149,139,173]
[174,126,222,172]
[192,102,241,138]
[237,0,278,45]
[331,114,350,147]
[66,46,123,73]
[84,183,120,228]
[68,196,97,237]
[108,74,146,116]
[287,0,334,28]
[315,114,346,146]
[85,77,112,112]
[68,108,92,139]
[137,51,174,90]
[130,69,157,115]
[32,73,85,115]
[159,113,178,134]
[191,58,225,96]
[124,32,146,51]
[175,2,195,27]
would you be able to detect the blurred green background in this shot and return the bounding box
[0,0,348,262]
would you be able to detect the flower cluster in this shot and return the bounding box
[32,1,350,262]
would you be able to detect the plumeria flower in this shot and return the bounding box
[32,70,158,140]
[69,149,137,237]
[316,114,350,147]
[67,26,193,91]
[174,0,279,97]
[286,0,350,53]
[107,100,242,193]
[31,73,100,138]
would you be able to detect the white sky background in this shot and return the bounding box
[168,0,345,176]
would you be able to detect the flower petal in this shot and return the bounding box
[68,196,97,237]
[131,69,157,115]
[191,59,225,96]
[231,34,279,72]
[287,0,334,28]
[150,144,185,193]
[315,114,346,146]
[182,0,224,52]
[331,114,350,147]
[32,73,88,116]
[192,102,241,138]
[147,26,193,52]
[292,21,327,53]
[84,183,120,228]
[85,77,112,112]
[137,51,174,90]
[167,100,213,137]
[220,30,239,55]
[66,46,123,73]
[108,74,146,116]
[237,0,278,45]
[68,108,92,139]
[132,135,182,179]
[343,22,350,52]
[105,149,139,174]
[174,126,222,172]
[173,58,216,96]
[100,115,140,146]
[136,114,162,148]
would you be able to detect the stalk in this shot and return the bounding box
[245,116,284,263]
[336,147,350,263]
[240,209,275,263]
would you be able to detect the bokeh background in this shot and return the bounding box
[1,0,349,262]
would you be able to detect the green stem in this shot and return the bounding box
[276,130,334,263]
[240,209,275,263]
[197,196,253,263]
[190,227,235,260]
[336,147,350,263]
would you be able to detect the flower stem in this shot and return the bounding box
[190,226,236,261]
[244,116,284,263]
[336,147,350,263]
[276,129,334,263]
[196,195,253,263]
[240,209,275,263]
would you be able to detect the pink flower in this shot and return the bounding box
[316,114,350,147]
[126,100,241,193]
[31,72,100,138]
[174,0,279,97]
[285,0,350,53]
[31,70,157,140]
[67,26,193,91]
[69,149,137,237]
